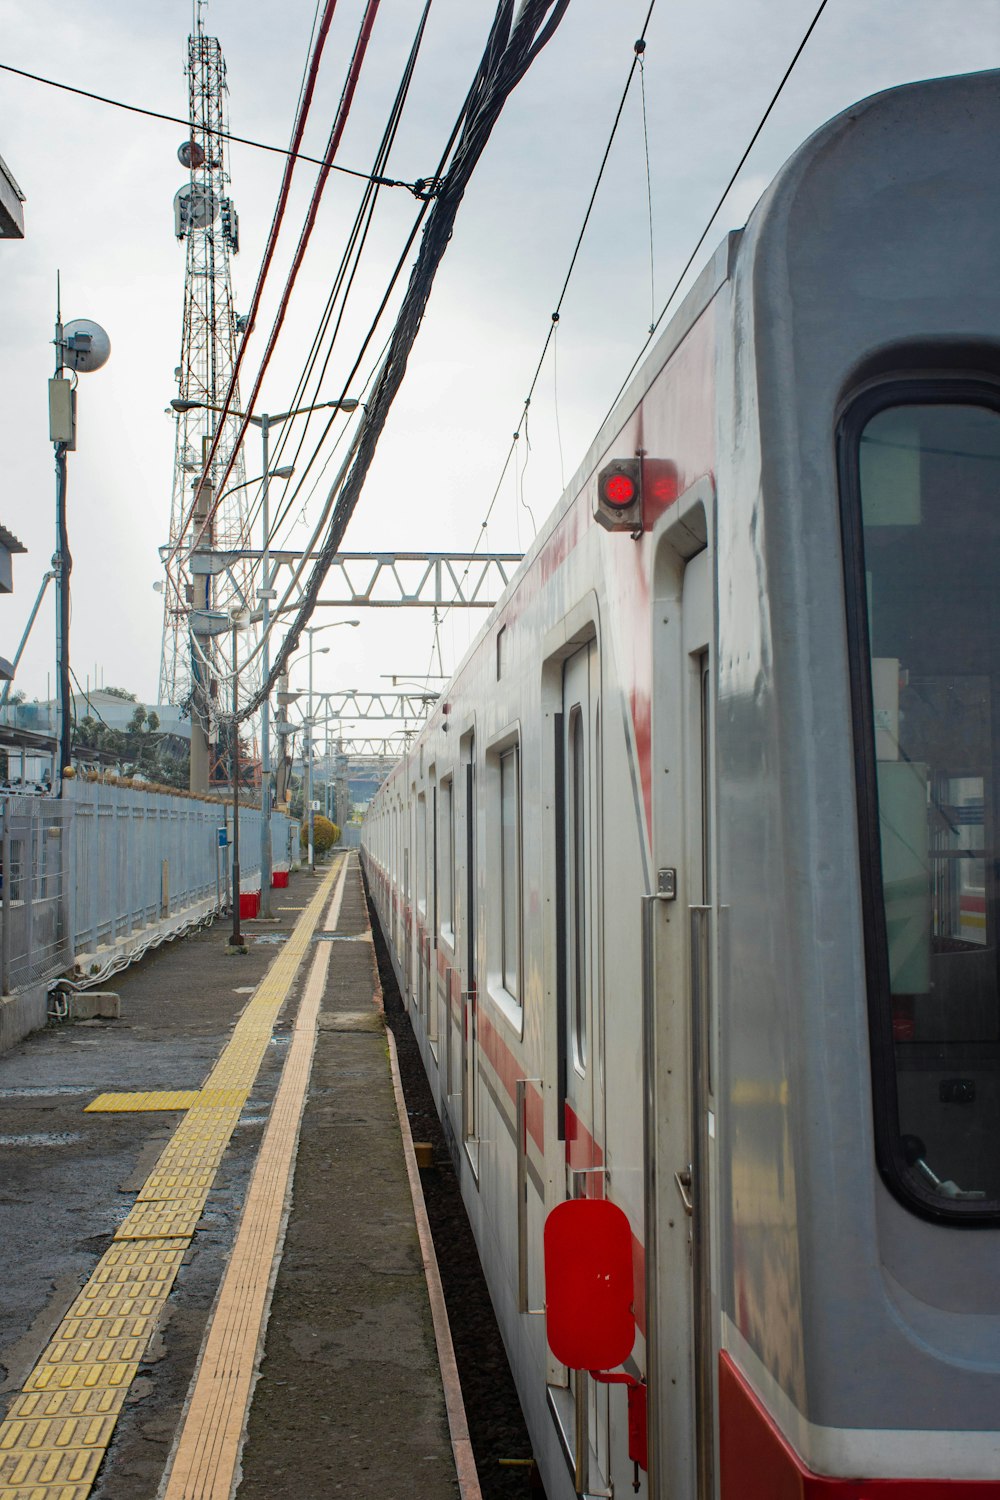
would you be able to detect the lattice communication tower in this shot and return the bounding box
[158,10,253,718]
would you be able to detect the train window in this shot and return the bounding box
[416,793,427,918]
[569,707,588,1072]
[440,777,455,942]
[841,385,1000,1222]
[500,745,523,1003]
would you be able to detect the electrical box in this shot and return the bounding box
[48,378,76,449]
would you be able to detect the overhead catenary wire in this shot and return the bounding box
[441,0,830,657]
[232,0,574,725]
[432,2,656,639]
[601,0,832,424]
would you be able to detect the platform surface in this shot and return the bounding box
[0,856,460,1500]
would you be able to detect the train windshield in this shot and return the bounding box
[845,391,1000,1221]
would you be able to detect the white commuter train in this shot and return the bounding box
[362,69,1000,1499]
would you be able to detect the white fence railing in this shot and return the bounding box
[0,784,301,994]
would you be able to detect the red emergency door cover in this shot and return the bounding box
[543,1198,635,1371]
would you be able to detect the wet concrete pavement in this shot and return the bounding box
[0,859,460,1500]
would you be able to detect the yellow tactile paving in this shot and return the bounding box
[162,856,351,1500]
[0,1447,103,1486]
[0,863,342,1500]
[0,1415,117,1453]
[23,1362,138,1395]
[5,1391,124,1423]
[116,1201,207,1242]
[137,1169,217,1201]
[84,1091,200,1113]
[0,1483,93,1500]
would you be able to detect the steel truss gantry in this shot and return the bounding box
[286,690,438,724]
[202,550,522,611]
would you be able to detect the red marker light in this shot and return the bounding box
[603,473,637,507]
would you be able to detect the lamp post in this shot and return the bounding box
[170,395,357,911]
[306,643,328,874]
[299,620,360,872]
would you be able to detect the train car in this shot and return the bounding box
[362,69,1000,1499]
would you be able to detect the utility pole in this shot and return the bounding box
[48,281,109,789]
[259,413,273,913]
[227,612,247,953]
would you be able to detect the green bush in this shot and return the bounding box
[301,815,340,854]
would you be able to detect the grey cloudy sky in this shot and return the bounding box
[0,0,996,723]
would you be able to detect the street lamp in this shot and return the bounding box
[227,605,251,953]
[169,394,358,912]
[300,619,360,873]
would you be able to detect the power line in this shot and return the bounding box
[427,0,656,664]
[0,59,425,193]
[234,0,438,580]
[235,0,574,725]
[177,0,385,567]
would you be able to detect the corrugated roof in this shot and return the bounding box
[0,524,27,554]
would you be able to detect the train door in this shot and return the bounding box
[651,543,716,1500]
[417,790,428,1024]
[462,732,480,1170]
[558,640,608,1489]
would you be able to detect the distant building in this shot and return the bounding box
[0,523,27,682]
[0,153,25,239]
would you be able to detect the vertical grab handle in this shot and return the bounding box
[1,807,9,997]
[461,988,472,1140]
[516,1077,542,1314]
[574,1369,589,1497]
[688,902,714,1500]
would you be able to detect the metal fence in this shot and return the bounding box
[0,784,300,995]
[1,795,74,992]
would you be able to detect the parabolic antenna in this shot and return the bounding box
[61,319,111,374]
[174,184,219,234]
[178,139,206,169]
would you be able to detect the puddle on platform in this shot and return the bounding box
[254,933,288,946]
[0,1086,88,1099]
[0,1132,84,1147]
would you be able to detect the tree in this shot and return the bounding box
[74,703,189,786]
[301,815,340,855]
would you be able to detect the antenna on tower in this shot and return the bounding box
[158,13,253,792]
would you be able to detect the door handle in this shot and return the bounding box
[674,1166,693,1216]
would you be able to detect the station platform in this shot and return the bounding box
[0,853,474,1500]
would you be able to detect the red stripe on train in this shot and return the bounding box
[719,1352,1000,1496]
[564,1100,605,1196]
[476,1007,544,1154]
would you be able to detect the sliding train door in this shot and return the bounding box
[556,639,609,1489]
[648,537,717,1500]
